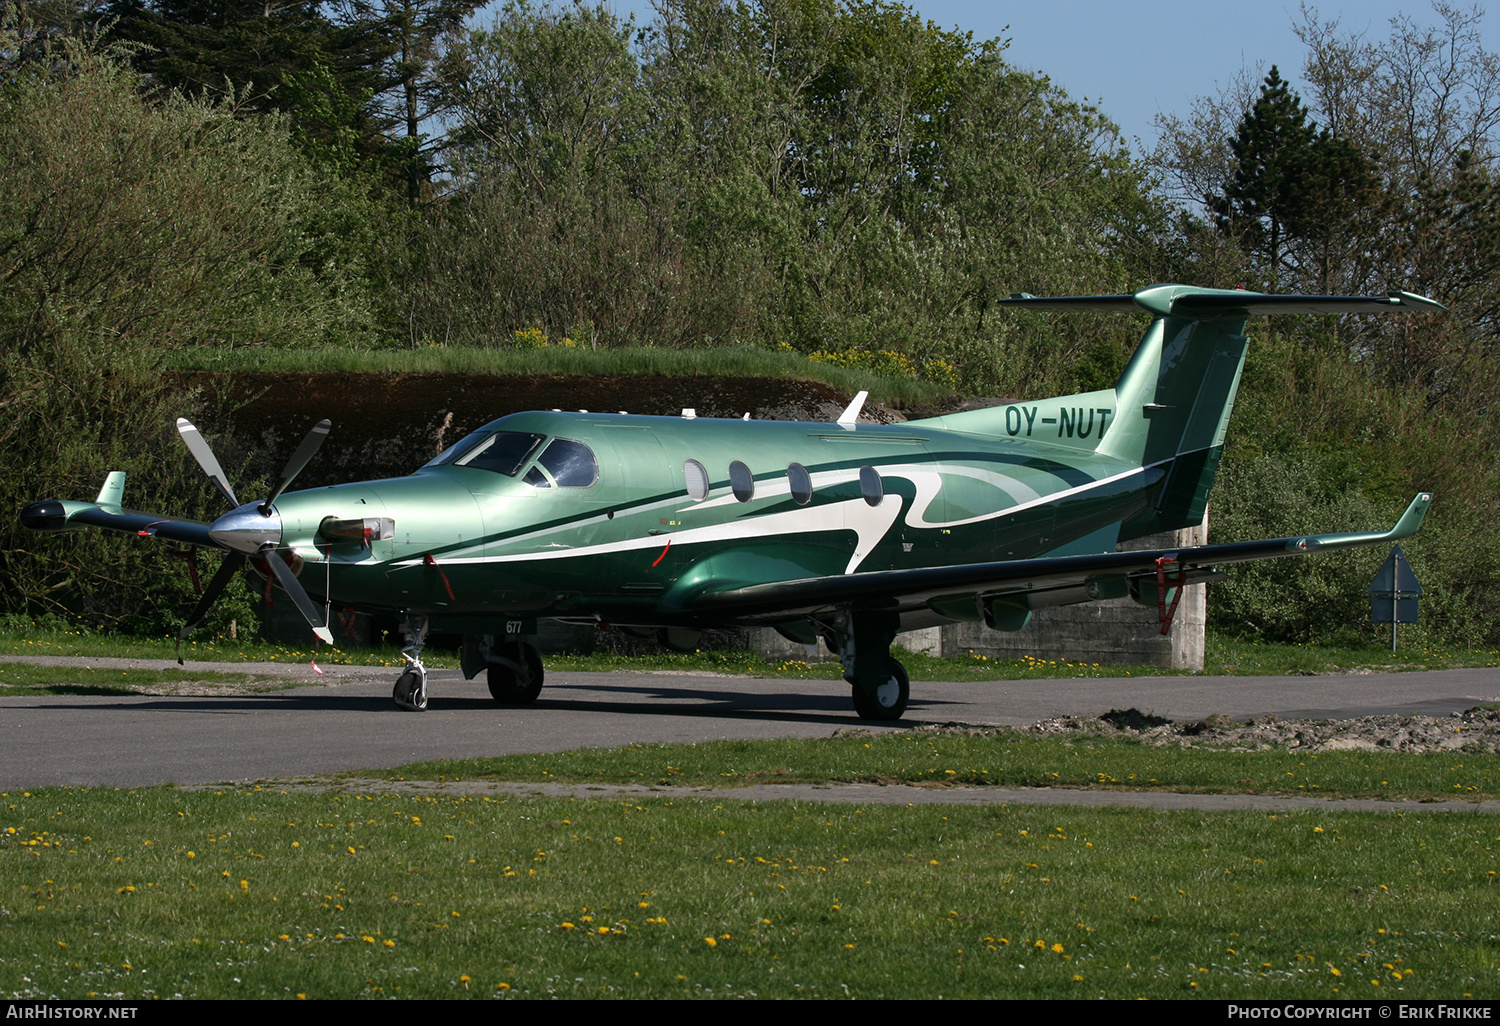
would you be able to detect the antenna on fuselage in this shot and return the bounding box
[837,391,868,427]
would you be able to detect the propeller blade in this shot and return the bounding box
[176,418,239,509]
[263,547,334,645]
[260,419,331,515]
[175,552,246,663]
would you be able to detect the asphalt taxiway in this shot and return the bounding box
[3,657,1498,789]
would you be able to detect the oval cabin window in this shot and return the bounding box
[729,460,755,502]
[787,463,813,505]
[684,459,709,501]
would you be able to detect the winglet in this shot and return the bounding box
[94,471,126,508]
[837,391,868,427]
[1290,493,1433,553]
[1390,492,1433,538]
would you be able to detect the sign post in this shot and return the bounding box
[1368,545,1422,653]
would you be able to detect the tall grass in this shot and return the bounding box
[162,345,955,408]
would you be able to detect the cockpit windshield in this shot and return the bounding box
[422,430,545,476]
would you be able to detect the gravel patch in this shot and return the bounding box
[1001,705,1500,754]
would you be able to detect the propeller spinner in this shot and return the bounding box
[174,418,335,655]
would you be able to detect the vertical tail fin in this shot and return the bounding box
[1096,290,1251,531]
[998,285,1445,534]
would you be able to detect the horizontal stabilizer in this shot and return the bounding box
[1001,293,1136,311]
[1167,290,1446,316]
[1001,285,1446,317]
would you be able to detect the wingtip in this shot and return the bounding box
[1393,492,1433,537]
[1389,291,1448,314]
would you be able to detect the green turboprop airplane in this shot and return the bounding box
[20,285,1442,718]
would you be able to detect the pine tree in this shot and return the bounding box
[1208,66,1318,288]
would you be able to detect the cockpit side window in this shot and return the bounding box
[533,438,598,488]
[424,430,545,476]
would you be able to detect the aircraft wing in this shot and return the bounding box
[671,493,1432,621]
[20,500,216,547]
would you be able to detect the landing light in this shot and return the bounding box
[319,516,396,546]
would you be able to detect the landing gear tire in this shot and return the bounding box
[851,660,909,721]
[487,644,545,705]
[393,666,428,711]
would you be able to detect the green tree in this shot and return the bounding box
[102,0,397,172]
[0,49,372,627]
[1209,66,1318,288]
[367,0,482,200]
[419,0,1169,396]
[1157,6,1500,647]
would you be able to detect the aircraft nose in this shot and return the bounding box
[209,502,282,554]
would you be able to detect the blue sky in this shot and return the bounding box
[903,1,1500,152]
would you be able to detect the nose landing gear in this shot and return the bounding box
[393,615,429,711]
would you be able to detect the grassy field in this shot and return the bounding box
[380,730,1500,804]
[0,663,280,697]
[3,621,1496,681]
[1,784,1495,1000]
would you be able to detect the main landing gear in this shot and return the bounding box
[850,660,909,720]
[834,611,909,721]
[458,628,545,707]
[484,640,544,705]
